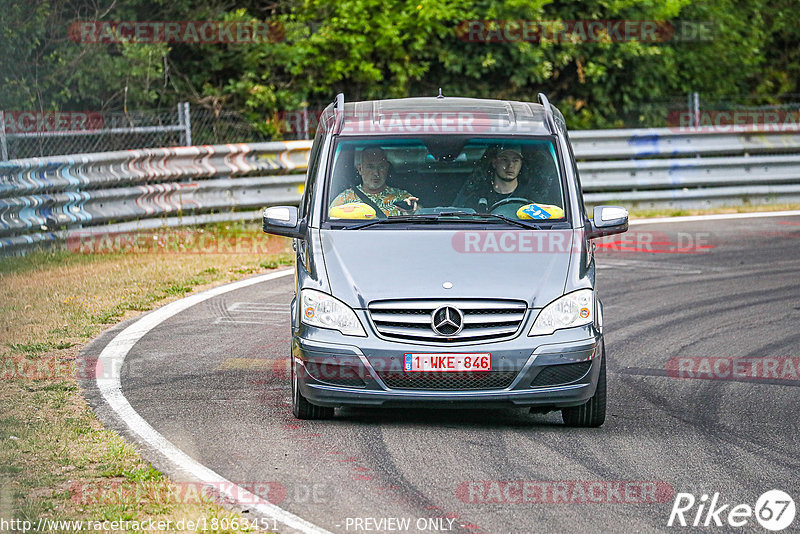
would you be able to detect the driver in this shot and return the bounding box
[330,147,420,216]
[453,144,529,211]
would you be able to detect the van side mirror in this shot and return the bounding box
[262,206,306,239]
[587,205,628,239]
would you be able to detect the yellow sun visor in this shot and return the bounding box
[329,202,378,220]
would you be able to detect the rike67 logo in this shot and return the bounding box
[668,490,795,530]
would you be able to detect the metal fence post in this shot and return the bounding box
[0,111,8,161]
[693,92,700,128]
[301,101,310,140]
[179,102,192,146]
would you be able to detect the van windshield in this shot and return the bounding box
[325,137,567,225]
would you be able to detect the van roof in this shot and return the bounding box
[329,97,552,136]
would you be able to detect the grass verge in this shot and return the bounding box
[0,222,292,532]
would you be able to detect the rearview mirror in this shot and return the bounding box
[262,206,306,239]
[587,205,628,239]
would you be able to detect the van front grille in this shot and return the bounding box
[368,299,527,343]
[378,370,518,390]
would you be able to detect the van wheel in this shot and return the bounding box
[561,345,606,428]
[291,356,334,420]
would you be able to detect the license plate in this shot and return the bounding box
[404,353,491,372]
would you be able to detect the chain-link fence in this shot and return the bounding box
[191,107,275,146]
[3,95,799,160]
[0,103,272,161]
[613,94,800,129]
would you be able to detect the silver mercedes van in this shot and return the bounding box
[262,93,628,426]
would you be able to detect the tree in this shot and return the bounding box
[2,0,797,133]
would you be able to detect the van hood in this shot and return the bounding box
[319,228,576,309]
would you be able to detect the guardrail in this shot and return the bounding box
[570,125,800,159]
[2,126,800,254]
[573,125,800,207]
[0,142,311,253]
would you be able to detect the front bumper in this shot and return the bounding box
[291,327,603,409]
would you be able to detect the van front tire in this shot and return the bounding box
[561,344,606,428]
[292,357,334,420]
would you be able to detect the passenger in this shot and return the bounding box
[330,147,420,216]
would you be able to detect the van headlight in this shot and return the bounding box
[529,289,594,336]
[300,289,366,337]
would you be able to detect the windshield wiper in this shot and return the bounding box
[339,212,543,230]
[437,211,543,230]
[340,215,439,230]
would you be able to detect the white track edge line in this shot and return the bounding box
[95,268,333,534]
[629,209,800,225]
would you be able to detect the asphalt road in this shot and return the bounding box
[84,214,800,534]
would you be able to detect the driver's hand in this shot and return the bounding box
[399,196,419,213]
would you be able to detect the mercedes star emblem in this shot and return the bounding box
[431,306,464,336]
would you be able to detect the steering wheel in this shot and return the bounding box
[487,197,533,217]
[488,197,533,211]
